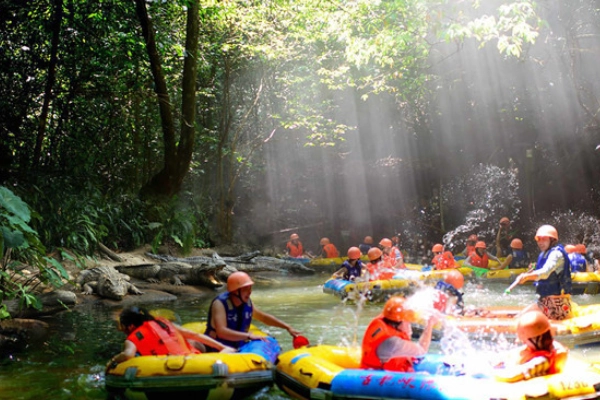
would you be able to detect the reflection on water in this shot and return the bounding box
[2,274,600,400]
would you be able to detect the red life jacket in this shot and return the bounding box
[469,252,489,269]
[433,251,456,270]
[518,341,568,375]
[466,245,476,257]
[323,243,339,258]
[286,241,304,257]
[361,315,413,372]
[127,318,200,356]
[366,261,395,281]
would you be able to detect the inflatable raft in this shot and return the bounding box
[276,344,600,400]
[441,303,600,347]
[322,268,473,303]
[105,324,280,400]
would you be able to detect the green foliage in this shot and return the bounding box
[0,186,70,316]
[147,194,211,255]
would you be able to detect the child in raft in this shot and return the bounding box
[494,310,568,382]
[332,247,365,281]
[464,241,507,271]
[431,243,458,270]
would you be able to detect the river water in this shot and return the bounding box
[2,274,600,400]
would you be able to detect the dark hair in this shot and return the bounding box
[119,307,170,332]
[529,329,553,351]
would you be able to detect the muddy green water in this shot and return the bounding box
[2,275,600,400]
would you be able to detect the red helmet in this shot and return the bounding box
[367,247,383,261]
[517,311,551,343]
[290,233,299,240]
[319,237,330,246]
[227,272,254,292]
[565,244,576,254]
[535,225,558,241]
[510,238,523,249]
[444,269,464,290]
[379,238,393,248]
[383,297,415,323]
[347,247,361,259]
[467,234,478,243]
[475,241,487,249]
[432,244,444,253]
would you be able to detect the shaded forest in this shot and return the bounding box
[2,0,600,261]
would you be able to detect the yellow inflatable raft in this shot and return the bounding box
[276,344,600,400]
[323,268,473,303]
[105,324,279,400]
[440,302,600,347]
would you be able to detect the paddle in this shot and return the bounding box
[503,277,522,295]
[293,335,310,349]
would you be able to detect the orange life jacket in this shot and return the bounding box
[469,252,489,269]
[361,315,413,372]
[433,251,456,270]
[383,252,398,268]
[323,243,339,258]
[127,318,200,356]
[465,245,476,257]
[518,341,568,375]
[286,241,304,258]
[366,261,395,281]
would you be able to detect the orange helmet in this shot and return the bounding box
[379,238,393,248]
[347,247,361,259]
[575,244,587,254]
[517,311,551,343]
[467,234,478,243]
[367,247,383,261]
[444,269,464,290]
[319,237,330,246]
[382,296,415,323]
[227,272,254,292]
[535,225,558,241]
[510,238,523,249]
[364,236,373,244]
[475,241,487,249]
[432,244,444,253]
[499,217,510,226]
[565,244,576,254]
[290,233,299,240]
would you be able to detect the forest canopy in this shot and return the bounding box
[1,0,599,258]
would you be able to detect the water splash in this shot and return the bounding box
[440,164,521,252]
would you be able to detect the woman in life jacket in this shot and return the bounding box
[204,272,301,350]
[495,311,568,382]
[512,225,572,320]
[332,247,365,281]
[361,296,438,372]
[108,307,235,368]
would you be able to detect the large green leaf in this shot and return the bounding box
[1,227,25,249]
[0,187,31,223]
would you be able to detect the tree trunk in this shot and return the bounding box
[135,0,199,198]
[33,0,63,167]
